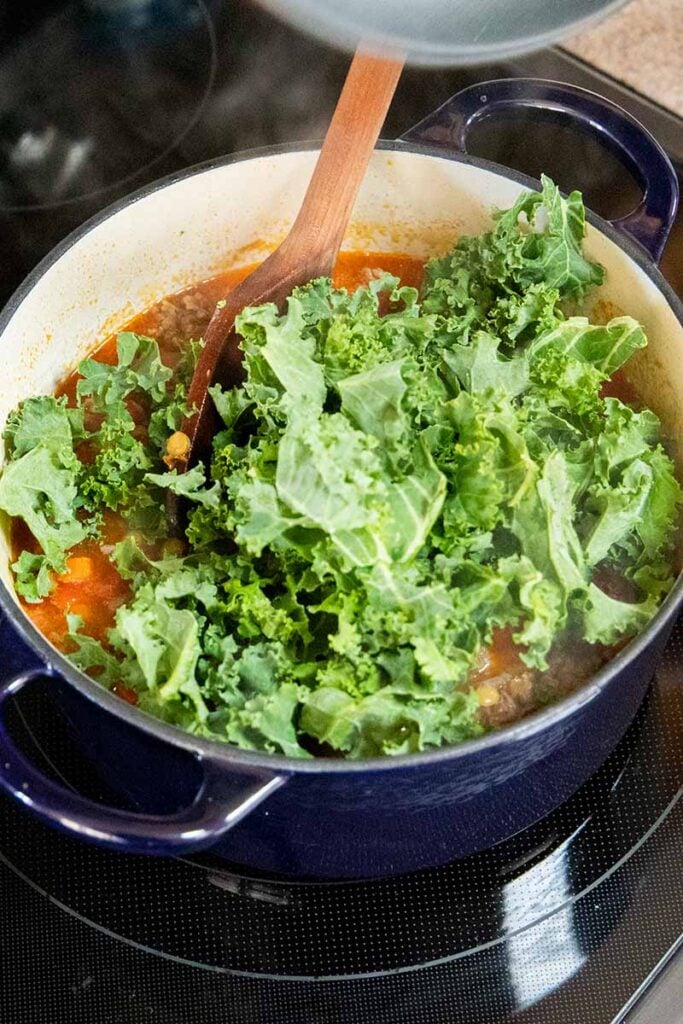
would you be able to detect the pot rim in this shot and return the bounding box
[1,138,682,775]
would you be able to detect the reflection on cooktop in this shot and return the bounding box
[0,0,216,210]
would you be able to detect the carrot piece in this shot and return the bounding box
[112,683,139,706]
[62,556,95,582]
[68,601,92,620]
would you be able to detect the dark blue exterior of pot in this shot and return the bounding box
[1,594,679,879]
[0,79,681,879]
[51,612,678,877]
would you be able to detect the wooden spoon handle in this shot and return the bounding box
[180,50,404,475]
[283,51,405,274]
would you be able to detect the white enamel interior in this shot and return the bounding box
[1,148,682,596]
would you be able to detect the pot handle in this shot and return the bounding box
[400,78,679,264]
[0,618,286,855]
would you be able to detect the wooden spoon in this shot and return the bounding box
[176,50,404,474]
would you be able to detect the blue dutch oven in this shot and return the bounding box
[0,80,681,879]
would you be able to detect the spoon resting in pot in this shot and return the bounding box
[166,49,404,516]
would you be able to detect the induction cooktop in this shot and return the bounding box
[0,3,681,1022]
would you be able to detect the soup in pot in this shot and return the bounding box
[1,177,679,758]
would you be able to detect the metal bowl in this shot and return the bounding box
[256,0,629,66]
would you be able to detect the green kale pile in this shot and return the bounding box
[1,176,679,758]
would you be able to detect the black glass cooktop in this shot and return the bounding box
[0,3,682,1022]
[2,622,681,1022]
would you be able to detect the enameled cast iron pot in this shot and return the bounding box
[0,80,681,879]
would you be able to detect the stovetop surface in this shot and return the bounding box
[0,3,681,1022]
[2,622,681,1022]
